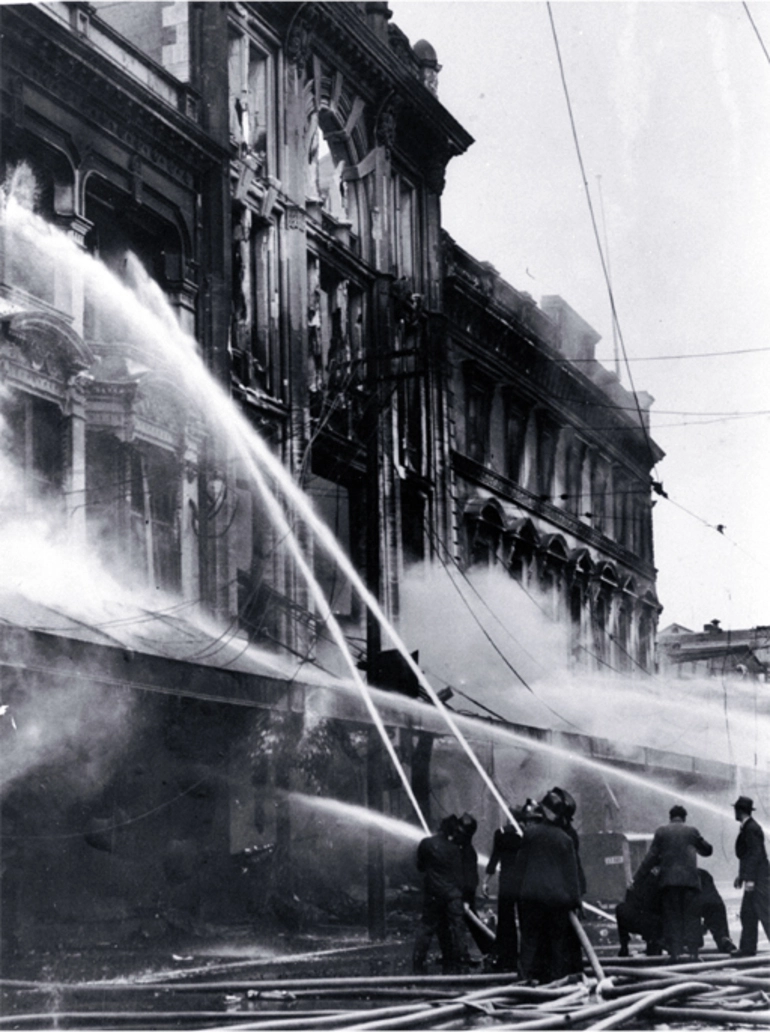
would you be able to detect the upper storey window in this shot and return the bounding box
[306,125,362,247]
[463,365,491,467]
[392,175,418,283]
[4,391,66,508]
[229,31,275,174]
[311,134,347,220]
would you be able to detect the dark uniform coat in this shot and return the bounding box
[736,815,770,955]
[637,818,713,889]
[512,822,582,982]
[512,822,582,907]
[416,834,463,900]
[413,832,465,974]
[637,817,713,959]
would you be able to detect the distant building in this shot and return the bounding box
[658,621,770,681]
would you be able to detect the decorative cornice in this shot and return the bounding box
[452,450,657,583]
[267,2,472,159]
[4,7,226,188]
[445,283,662,473]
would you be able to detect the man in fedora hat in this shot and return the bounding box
[733,796,770,955]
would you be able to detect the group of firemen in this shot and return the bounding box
[412,791,770,977]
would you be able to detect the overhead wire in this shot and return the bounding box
[425,516,598,731]
[544,3,770,567]
[553,345,770,363]
[743,1,770,66]
[545,2,660,477]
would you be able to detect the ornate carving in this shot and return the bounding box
[375,94,401,159]
[423,156,447,197]
[2,312,93,381]
[286,7,319,70]
[286,205,307,232]
[5,14,209,187]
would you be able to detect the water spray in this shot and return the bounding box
[289,792,427,848]
[476,717,733,820]
[240,434,524,834]
[195,347,431,836]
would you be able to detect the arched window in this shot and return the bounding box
[0,311,93,524]
[567,549,593,668]
[468,504,503,568]
[507,518,539,586]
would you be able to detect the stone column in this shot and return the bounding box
[63,372,89,547]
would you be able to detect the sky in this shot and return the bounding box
[389,0,770,631]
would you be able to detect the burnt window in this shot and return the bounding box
[229,31,274,171]
[535,413,557,499]
[86,432,181,592]
[5,391,66,502]
[393,176,418,282]
[465,377,490,466]
[306,473,354,619]
[468,507,503,569]
[401,482,426,566]
[503,394,527,482]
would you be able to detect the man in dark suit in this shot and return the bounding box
[512,800,582,982]
[636,804,713,961]
[734,795,770,956]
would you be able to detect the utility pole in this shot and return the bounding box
[364,273,392,941]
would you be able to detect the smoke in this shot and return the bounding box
[1,164,763,856]
[0,172,337,803]
[398,562,770,769]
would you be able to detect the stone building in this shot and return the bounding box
[0,0,671,953]
[444,242,663,674]
[659,621,770,681]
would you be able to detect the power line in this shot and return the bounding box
[743,2,770,66]
[546,3,659,476]
[557,345,770,363]
[425,515,655,709]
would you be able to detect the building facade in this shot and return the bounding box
[0,0,668,952]
[444,242,663,675]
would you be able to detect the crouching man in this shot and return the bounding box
[616,866,663,957]
[617,866,734,956]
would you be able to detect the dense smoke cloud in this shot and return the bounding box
[398,563,770,769]
[0,402,140,797]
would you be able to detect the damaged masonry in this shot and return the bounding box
[0,2,768,1029]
